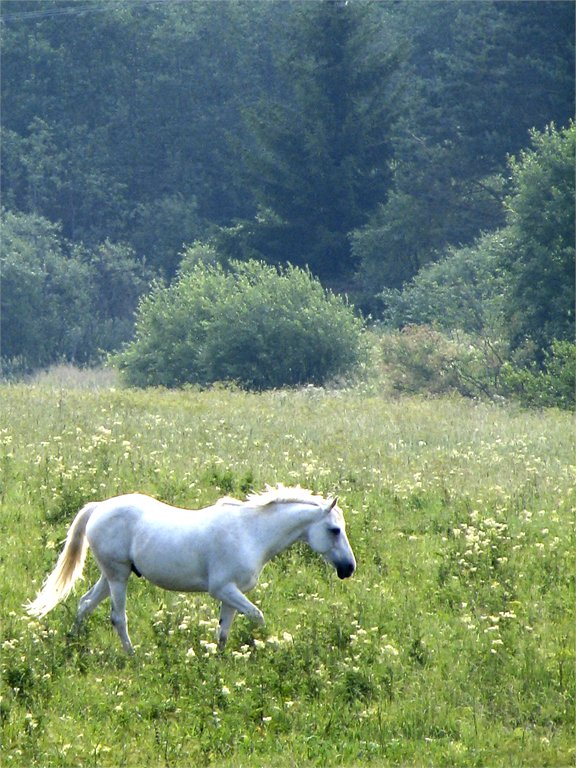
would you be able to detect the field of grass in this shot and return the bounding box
[1,378,574,767]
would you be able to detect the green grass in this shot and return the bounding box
[1,381,574,766]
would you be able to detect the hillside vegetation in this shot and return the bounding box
[2,1,574,396]
[1,382,574,766]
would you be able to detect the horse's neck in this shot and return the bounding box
[251,503,321,562]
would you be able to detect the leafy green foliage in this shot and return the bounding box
[1,211,93,369]
[376,325,574,410]
[0,210,150,372]
[379,326,466,396]
[1,2,573,391]
[376,123,575,408]
[352,166,505,302]
[117,260,366,390]
[352,0,574,297]
[129,194,205,278]
[381,231,509,336]
[378,326,505,400]
[501,341,576,410]
[0,0,277,247]
[501,123,575,355]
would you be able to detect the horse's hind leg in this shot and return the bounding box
[108,579,134,655]
[73,575,110,632]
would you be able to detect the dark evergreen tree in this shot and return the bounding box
[231,0,403,282]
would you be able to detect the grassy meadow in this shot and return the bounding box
[0,376,574,767]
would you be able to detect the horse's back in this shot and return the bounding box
[86,492,155,524]
[84,493,223,550]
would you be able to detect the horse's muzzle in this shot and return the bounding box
[336,561,355,579]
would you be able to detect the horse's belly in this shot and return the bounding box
[138,559,209,593]
[131,528,210,592]
[149,573,208,593]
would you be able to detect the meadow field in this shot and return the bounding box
[0,378,574,767]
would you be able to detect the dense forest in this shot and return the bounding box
[1,0,574,396]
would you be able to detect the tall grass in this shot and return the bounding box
[1,381,574,766]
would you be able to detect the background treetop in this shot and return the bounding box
[2,0,572,283]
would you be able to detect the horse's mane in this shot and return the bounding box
[245,484,326,509]
[213,485,328,511]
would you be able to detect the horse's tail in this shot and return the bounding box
[26,502,99,618]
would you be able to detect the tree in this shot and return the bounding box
[352,0,575,300]
[0,210,94,368]
[381,230,509,338]
[0,210,150,371]
[380,122,575,364]
[0,0,278,268]
[501,122,575,356]
[80,239,153,354]
[230,0,403,282]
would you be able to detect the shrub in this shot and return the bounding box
[381,230,509,338]
[116,260,366,390]
[379,327,574,409]
[380,326,463,396]
[379,325,506,399]
[501,341,576,410]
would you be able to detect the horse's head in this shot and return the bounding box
[306,497,356,579]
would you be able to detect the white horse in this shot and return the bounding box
[26,485,356,653]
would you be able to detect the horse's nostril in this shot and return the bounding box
[337,562,355,579]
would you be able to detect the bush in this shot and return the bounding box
[501,341,576,410]
[116,260,366,390]
[379,325,506,400]
[381,230,509,338]
[379,326,465,397]
[379,327,574,409]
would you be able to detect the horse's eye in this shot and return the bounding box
[329,526,341,537]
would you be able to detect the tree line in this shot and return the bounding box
[1,0,574,391]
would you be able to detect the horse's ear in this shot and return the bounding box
[325,496,338,513]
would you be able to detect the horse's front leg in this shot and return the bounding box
[211,583,265,644]
[217,603,237,651]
